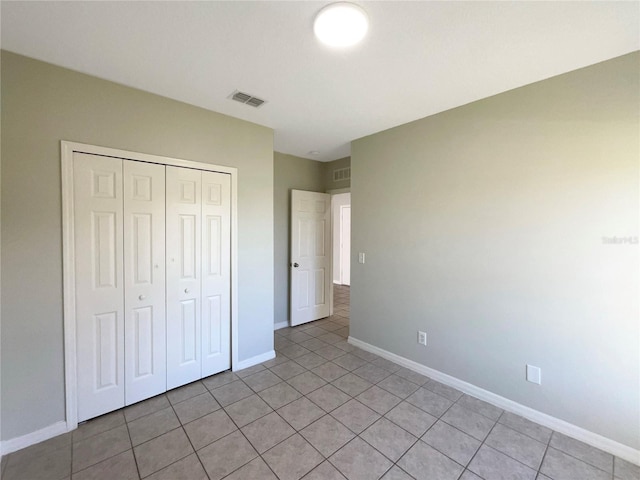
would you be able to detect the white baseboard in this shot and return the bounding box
[234,350,275,371]
[348,336,640,466]
[1,421,70,456]
[274,321,289,331]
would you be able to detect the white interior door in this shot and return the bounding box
[74,153,125,422]
[290,190,331,326]
[201,171,231,377]
[166,166,202,389]
[340,205,351,286]
[123,160,166,405]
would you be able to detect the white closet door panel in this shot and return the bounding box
[123,161,166,405]
[73,153,125,422]
[201,172,231,377]
[166,166,202,389]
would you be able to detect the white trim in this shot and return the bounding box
[61,142,78,431]
[230,164,239,372]
[0,119,2,459]
[327,187,350,194]
[274,321,289,330]
[338,204,345,285]
[0,422,70,456]
[61,141,239,431]
[348,336,640,466]
[62,141,239,175]
[234,350,275,371]
[339,204,351,287]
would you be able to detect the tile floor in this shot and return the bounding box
[2,284,638,480]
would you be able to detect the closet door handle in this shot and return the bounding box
[138,295,146,301]
[184,288,190,294]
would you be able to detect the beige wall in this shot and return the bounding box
[1,51,275,440]
[273,152,326,326]
[351,52,639,449]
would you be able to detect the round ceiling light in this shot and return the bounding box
[314,2,369,48]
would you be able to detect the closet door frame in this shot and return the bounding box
[61,141,238,431]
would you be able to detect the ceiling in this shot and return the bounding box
[1,1,638,162]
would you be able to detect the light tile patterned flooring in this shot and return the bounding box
[2,285,638,480]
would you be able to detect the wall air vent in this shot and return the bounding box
[230,90,266,108]
[333,167,351,182]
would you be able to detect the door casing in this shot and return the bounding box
[339,205,351,286]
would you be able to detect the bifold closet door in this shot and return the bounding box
[74,153,125,422]
[201,171,231,376]
[166,166,203,389]
[123,160,167,405]
[74,155,231,417]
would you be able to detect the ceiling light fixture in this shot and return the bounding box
[314,2,369,48]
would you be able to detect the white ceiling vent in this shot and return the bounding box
[333,167,351,182]
[230,90,266,108]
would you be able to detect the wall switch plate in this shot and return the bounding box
[358,252,365,264]
[418,331,427,346]
[526,364,541,385]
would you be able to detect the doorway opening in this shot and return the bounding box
[331,192,350,321]
[332,192,351,287]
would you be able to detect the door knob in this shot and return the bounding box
[292,263,299,268]
[138,295,146,300]
[184,288,190,293]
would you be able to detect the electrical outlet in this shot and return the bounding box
[526,364,541,385]
[358,252,366,264]
[418,331,427,346]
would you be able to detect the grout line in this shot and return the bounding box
[415,398,483,471]
[140,432,203,480]
[394,463,418,480]
[222,403,291,479]
[324,435,363,471]
[463,430,493,479]
[194,433,249,480]
[544,442,617,478]
[71,437,135,478]
[122,394,171,424]
[496,412,554,445]
[69,431,74,480]
[135,427,192,477]
[122,416,141,480]
[537,438,552,480]
[357,416,422,465]
[72,418,128,444]
[441,402,547,476]
[165,397,212,479]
